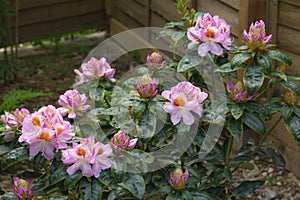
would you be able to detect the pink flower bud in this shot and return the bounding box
[226,81,252,102]
[13,177,34,200]
[137,75,158,99]
[146,52,166,71]
[169,168,188,190]
[111,130,138,152]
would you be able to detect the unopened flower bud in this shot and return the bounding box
[146,52,166,71]
[111,130,138,152]
[13,177,34,200]
[282,90,297,106]
[169,168,188,191]
[137,75,158,99]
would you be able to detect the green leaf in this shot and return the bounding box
[1,147,29,170]
[233,180,265,197]
[64,171,83,189]
[232,155,251,163]
[244,62,264,95]
[164,21,185,28]
[171,30,186,43]
[99,169,118,189]
[215,63,234,73]
[49,166,68,187]
[228,117,243,142]
[166,193,183,200]
[89,88,105,103]
[127,149,154,164]
[177,50,204,72]
[79,178,102,200]
[0,144,11,156]
[281,106,293,120]
[185,153,202,166]
[224,168,232,182]
[293,106,300,117]
[272,70,287,82]
[258,54,272,74]
[242,111,266,135]
[284,114,300,144]
[33,153,47,171]
[1,192,18,200]
[231,53,251,68]
[189,191,222,200]
[231,103,244,120]
[121,173,145,199]
[266,148,286,168]
[264,100,282,116]
[136,110,156,140]
[280,81,300,95]
[266,50,292,66]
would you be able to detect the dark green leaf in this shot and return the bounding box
[264,100,282,116]
[280,81,300,95]
[33,153,47,171]
[293,106,300,117]
[121,173,145,199]
[127,149,155,164]
[189,191,222,200]
[64,171,83,189]
[244,63,264,95]
[171,31,186,43]
[99,169,118,189]
[232,155,251,163]
[166,193,183,200]
[1,147,29,170]
[233,180,265,197]
[228,117,243,142]
[266,148,286,168]
[49,166,68,187]
[272,70,287,82]
[1,192,18,200]
[266,50,292,66]
[79,178,102,200]
[242,111,266,135]
[185,153,202,166]
[258,54,272,74]
[284,114,300,144]
[215,63,234,73]
[136,110,156,140]
[0,144,11,156]
[231,53,251,68]
[281,106,293,120]
[231,103,244,120]
[177,50,204,72]
[224,168,232,181]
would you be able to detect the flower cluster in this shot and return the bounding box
[162,82,208,125]
[111,130,138,152]
[137,75,158,99]
[13,177,34,200]
[1,108,29,142]
[58,89,90,119]
[146,52,166,71]
[169,168,188,191]
[187,13,232,57]
[243,20,272,52]
[62,135,112,178]
[282,90,298,106]
[74,57,116,85]
[226,81,252,102]
[19,105,74,160]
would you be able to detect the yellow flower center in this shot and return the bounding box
[77,148,86,157]
[174,96,185,107]
[206,28,215,38]
[32,116,40,127]
[39,132,50,142]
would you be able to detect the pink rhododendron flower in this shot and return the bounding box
[74,57,116,85]
[1,108,29,142]
[243,20,272,52]
[146,52,166,71]
[226,81,252,102]
[111,130,138,152]
[187,13,232,57]
[19,105,74,160]
[137,75,158,99]
[62,135,112,178]
[169,168,188,191]
[58,89,90,119]
[13,177,34,200]
[27,128,57,160]
[162,82,208,125]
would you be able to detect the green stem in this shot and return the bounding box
[253,83,271,100]
[252,116,282,154]
[225,134,233,168]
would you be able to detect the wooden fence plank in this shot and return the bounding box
[266,0,279,43]
[19,0,72,10]
[151,0,181,22]
[277,25,300,55]
[219,0,239,10]
[115,0,146,26]
[278,2,300,32]
[281,0,300,7]
[18,0,104,27]
[197,0,239,37]
[16,12,105,43]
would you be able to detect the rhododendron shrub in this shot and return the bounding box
[0,1,299,200]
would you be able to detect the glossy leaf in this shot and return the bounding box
[284,114,300,144]
[224,168,232,182]
[189,191,222,200]
[64,171,83,189]
[0,144,11,156]
[136,110,156,140]
[228,117,243,142]
[266,50,292,66]
[79,178,102,200]
[272,70,287,82]
[231,53,251,68]
[266,148,286,168]
[0,147,29,170]
[231,103,244,120]
[121,173,145,199]
[242,110,266,135]
[233,180,265,197]
[232,155,251,163]
[49,166,68,186]
[177,50,204,72]
[215,63,234,73]
[244,62,264,95]
[258,54,272,74]
[280,81,300,95]
[281,106,293,120]
[99,169,118,189]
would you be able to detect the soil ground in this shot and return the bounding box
[0,32,299,200]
